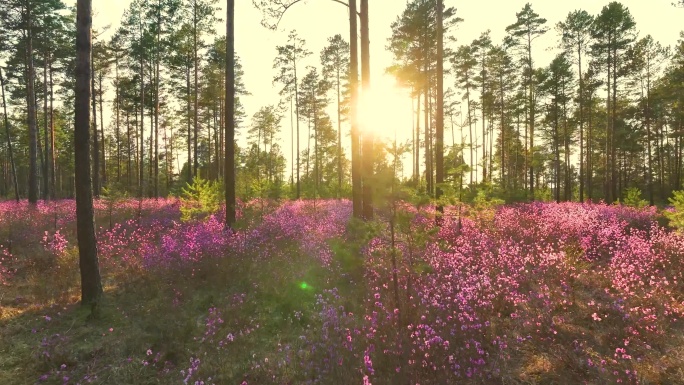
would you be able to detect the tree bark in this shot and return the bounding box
[75,0,103,307]
[435,0,444,217]
[225,0,236,227]
[193,4,199,178]
[349,0,361,218]
[360,0,372,220]
[26,0,39,204]
[99,72,106,189]
[115,52,121,183]
[0,68,19,202]
[43,52,49,200]
[91,50,100,197]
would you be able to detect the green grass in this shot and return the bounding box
[0,224,367,385]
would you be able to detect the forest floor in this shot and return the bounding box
[1,198,684,384]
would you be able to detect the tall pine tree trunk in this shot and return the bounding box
[126,110,132,189]
[336,66,342,198]
[99,72,106,189]
[349,0,361,218]
[527,32,535,201]
[43,54,49,199]
[50,63,56,198]
[115,54,121,183]
[186,61,191,182]
[435,0,444,216]
[645,74,654,205]
[360,0,373,220]
[578,45,585,202]
[75,0,103,307]
[225,0,236,227]
[294,55,301,198]
[193,5,199,178]
[91,52,100,197]
[26,0,39,204]
[0,68,19,202]
[415,92,421,183]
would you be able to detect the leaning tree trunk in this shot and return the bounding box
[75,0,103,308]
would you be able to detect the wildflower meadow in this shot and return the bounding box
[1,198,684,384]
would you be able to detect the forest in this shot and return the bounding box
[2,0,684,384]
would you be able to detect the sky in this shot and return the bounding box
[67,0,684,180]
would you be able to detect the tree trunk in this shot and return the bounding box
[0,68,19,202]
[99,72,106,189]
[424,63,430,192]
[416,92,421,183]
[500,71,506,189]
[186,61,191,182]
[155,5,161,197]
[154,54,159,198]
[50,62,56,198]
[466,82,473,185]
[577,43,585,202]
[127,110,132,189]
[336,64,342,198]
[527,31,535,201]
[587,92,593,201]
[75,0,103,307]
[645,72,654,205]
[435,0,444,217]
[91,51,100,197]
[26,1,39,204]
[605,46,612,203]
[349,0,361,217]
[115,53,121,183]
[193,4,199,178]
[225,0,236,227]
[294,51,301,199]
[611,45,618,202]
[360,0,373,220]
[43,53,49,200]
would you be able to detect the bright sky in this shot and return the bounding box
[68,0,684,180]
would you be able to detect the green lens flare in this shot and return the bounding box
[300,282,309,290]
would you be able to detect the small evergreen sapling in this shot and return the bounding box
[180,177,222,222]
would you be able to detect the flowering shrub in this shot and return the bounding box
[357,202,684,384]
[0,246,14,285]
[3,199,684,385]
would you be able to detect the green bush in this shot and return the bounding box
[665,190,684,232]
[473,188,504,211]
[180,177,221,222]
[623,187,648,208]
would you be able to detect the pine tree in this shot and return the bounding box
[320,34,350,198]
[558,10,593,202]
[506,3,548,200]
[591,1,636,202]
[273,30,311,199]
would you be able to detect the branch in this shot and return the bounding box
[274,0,305,30]
[254,0,360,30]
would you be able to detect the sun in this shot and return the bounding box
[356,74,410,140]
